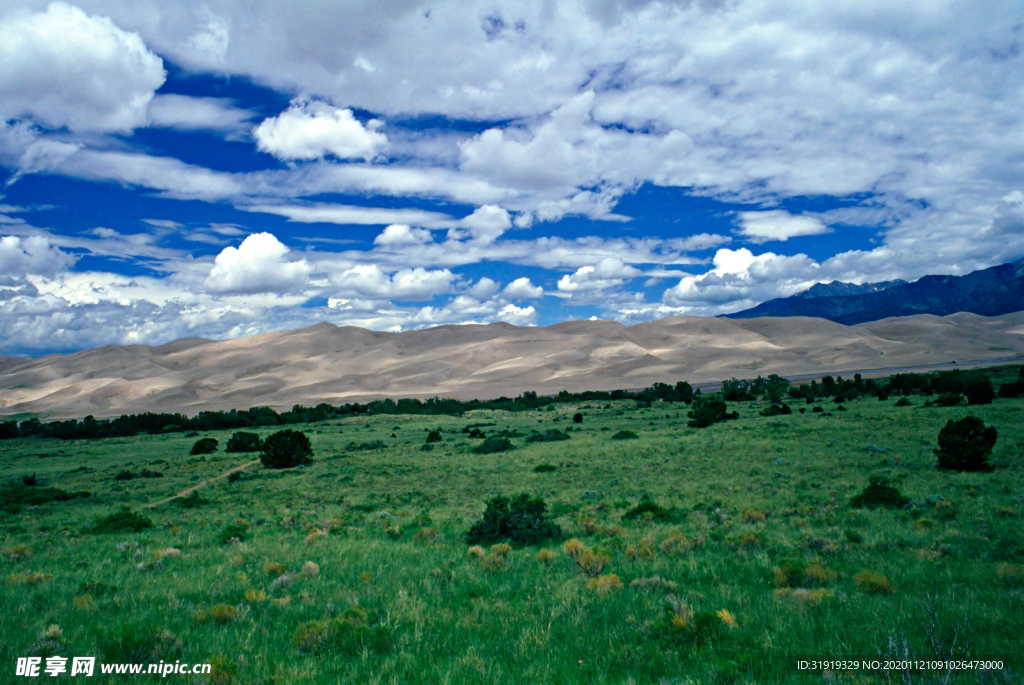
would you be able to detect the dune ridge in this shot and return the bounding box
[2,312,1023,417]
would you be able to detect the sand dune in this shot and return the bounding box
[2,312,1023,417]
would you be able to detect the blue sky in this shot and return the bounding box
[1,1,1023,355]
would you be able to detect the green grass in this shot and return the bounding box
[1,371,1022,682]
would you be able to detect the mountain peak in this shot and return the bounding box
[725,259,1024,324]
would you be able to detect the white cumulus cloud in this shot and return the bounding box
[204,232,311,294]
[557,257,640,292]
[502,276,543,300]
[0,2,165,132]
[496,303,537,326]
[0,235,74,284]
[373,224,433,246]
[330,264,454,301]
[662,247,820,312]
[253,98,387,161]
[447,204,512,243]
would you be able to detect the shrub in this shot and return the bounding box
[964,377,995,405]
[687,396,738,428]
[760,403,792,416]
[425,430,443,443]
[465,493,562,547]
[89,508,153,534]
[218,522,249,544]
[894,397,912,407]
[586,573,623,594]
[652,596,728,646]
[623,496,677,522]
[998,379,1024,398]
[190,437,218,455]
[533,463,557,473]
[935,416,997,472]
[572,412,583,424]
[931,393,964,407]
[260,430,313,468]
[0,485,90,514]
[472,437,514,454]
[525,430,570,443]
[849,476,909,509]
[175,491,208,508]
[611,430,638,440]
[226,431,262,453]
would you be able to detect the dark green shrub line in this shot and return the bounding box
[3,365,1019,442]
[1,484,91,514]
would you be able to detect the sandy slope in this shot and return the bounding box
[1,312,1023,417]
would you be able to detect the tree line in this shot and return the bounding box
[1,366,1020,442]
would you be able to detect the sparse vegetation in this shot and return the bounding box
[0,362,1020,683]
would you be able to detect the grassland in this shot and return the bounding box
[1,367,1022,683]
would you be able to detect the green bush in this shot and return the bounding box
[931,393,964,407]
[894,397,912,407]
[964,378,995,405]
[849,476,909,509]
[935,416,997,472]
[572,412,583,423]
[687,396,738,428]
[1,485,90,514]
[533,463,557,473]
[623,496,678,522]
[760,403,792,416]
[189,437,218,455]
[525,430,570,443]
[611,430,638,440]
[425,430,443,443]
[89,508,153,534]
[218,522,249,544]
[260,430,313,468]
[226,431,262,453]
[472,437,515,454]
[465,493,562,547]
[174,491,208,508]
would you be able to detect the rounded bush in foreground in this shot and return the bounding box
[935,416,997,472]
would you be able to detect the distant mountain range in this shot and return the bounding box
[2,312,1023,417]
[725,259,1024,324]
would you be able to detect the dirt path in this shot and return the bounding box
[146,458,260,509]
